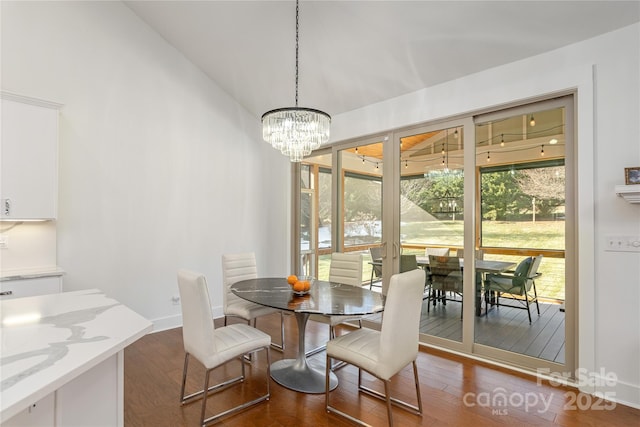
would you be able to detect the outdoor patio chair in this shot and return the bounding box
[369,246,383,290]
[485,255,543,323]
[427,255,463,315]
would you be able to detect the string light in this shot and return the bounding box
[530,115,536,126]
[405,159,408,169]
[454,129,459,139]
[355,146,359,153]
[475,123,564,146]
[372,120,565,169]
[375,162,379,170]
[362,156,365,164]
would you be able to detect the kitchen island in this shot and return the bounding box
[1,289,153,426]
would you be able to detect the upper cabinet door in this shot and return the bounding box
[1,95,61,220]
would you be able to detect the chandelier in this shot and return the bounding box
[261,0,331,162]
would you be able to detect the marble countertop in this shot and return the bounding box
[0,266,66,281]
[0,289,153,421]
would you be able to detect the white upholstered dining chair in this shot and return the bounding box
[325,268,425,426]
[177,270,271,426]
[222,252,285,351]
[306,252,363,360]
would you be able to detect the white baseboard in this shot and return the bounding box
[149,305,224,333]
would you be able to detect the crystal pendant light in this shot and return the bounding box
[261,0,331,162]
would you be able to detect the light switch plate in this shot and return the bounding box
[604,235,640,252]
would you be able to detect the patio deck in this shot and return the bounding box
[363,298,565,364]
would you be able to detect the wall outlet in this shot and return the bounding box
[604,235,640,252]
[0,235,8,249]
[171,295,180,306]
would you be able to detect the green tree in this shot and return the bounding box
[481,171,528,220]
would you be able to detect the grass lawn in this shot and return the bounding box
[318,220,566,302]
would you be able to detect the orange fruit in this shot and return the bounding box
[302,280,311,291]
[293,281,306,292]
[287,275,298,285]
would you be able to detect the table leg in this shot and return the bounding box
[270,312,338,393]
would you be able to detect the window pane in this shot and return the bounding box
[400,127,464,252]
[318,169,332,249]
[300,164,311,189]
[480,162,565,250]
[343,173,382,247]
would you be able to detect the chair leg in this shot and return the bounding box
[326,360,370,426]
[200,367,212,427]
[358,367,423,416]
[532,281,540,315]
[384,380,394,427]
[180,353,190,403]
[181,357,245,406]
[190,346,271,426]
[325,354,331,409]
[268,312,286,352]
[412,360,423,415]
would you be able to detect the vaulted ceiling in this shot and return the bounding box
[126,1,640,121]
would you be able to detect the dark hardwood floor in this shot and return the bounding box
[124,313,639,426]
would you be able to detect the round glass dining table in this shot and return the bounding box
[231,278,385,393]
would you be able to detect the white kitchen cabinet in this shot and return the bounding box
[1,93,61,220]
[4,354,121,427]
[0,275,62,299]
[2,393,55,427]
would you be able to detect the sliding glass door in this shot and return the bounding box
[473,97,572,373]
[396,122,466,343]
[338,138,385,288]
[293,96,574,375]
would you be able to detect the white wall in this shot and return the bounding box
[331,24,640,408]
[1,1,291,330]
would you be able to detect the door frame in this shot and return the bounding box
[292,94,576,377]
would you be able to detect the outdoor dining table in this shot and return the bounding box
[417,256,517,315]
[369,257,516,315]
[230,277,385,394]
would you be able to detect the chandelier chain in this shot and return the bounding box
[261,0,330,162]
[295,0,299,107]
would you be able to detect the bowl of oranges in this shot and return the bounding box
[286,275,314,296]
